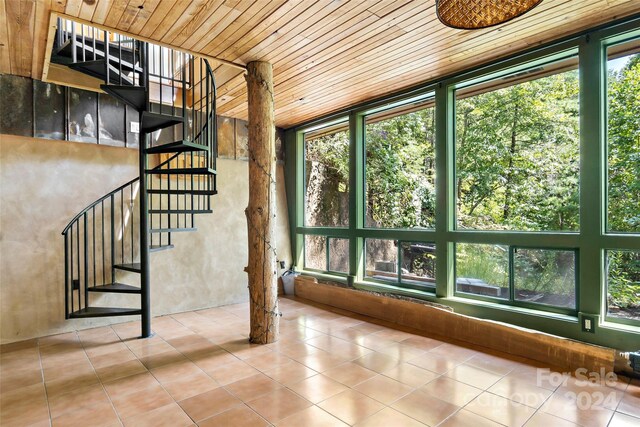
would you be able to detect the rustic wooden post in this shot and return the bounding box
[245,61,279,344]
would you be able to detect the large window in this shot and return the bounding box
[455,58,580,232]
[607,40,640,234]
[365,97,436,229]
[605,37,640,324]
[293,21,640,345]
[304,123,350,228]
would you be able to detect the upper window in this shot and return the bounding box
[304,122,350,227]
[455,57,580,232]
[364,96,436,229]
[606,38,640,234]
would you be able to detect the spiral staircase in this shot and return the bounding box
[55,19,218,337]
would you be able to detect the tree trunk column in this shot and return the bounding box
[245,61,279,344]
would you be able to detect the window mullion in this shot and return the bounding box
[435,83,453,298]
[578,34,606,318]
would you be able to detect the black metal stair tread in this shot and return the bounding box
[150,227,197,233]
[114,263,141,273]
[142,112,184,133]
[146,167,216,175]
[88,283,141,293]
[147,189,218,196]
[150,244,175,252]
[148,209,213,214]
[101,85,145,110]
[145,141,208,154]
[69,307,141,318]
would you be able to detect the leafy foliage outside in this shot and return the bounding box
[304,129,350,228]
[605,54,640,319]
[608,55,640,234]
[365,108,436,228]
[456,70,580,232]
[607,250,640,319]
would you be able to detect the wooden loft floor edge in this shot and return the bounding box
[293,276,615,374]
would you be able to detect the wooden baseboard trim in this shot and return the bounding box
[294,276,614,373]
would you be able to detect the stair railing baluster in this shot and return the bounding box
[159,46,163,112]
[92,27,96,61]
[104,30,109,85]
[191,57,195,142]
[150,174,154,248]
[70,227,74,312]
[110,194,115,284]
[205,62,210,167]
[93,206,96,288]
[118,36,123,86]
[131,184,134,263]
[81,25,86,62]
[190,165,194,214]
[64,233,69,318]
[140,41,146,88]
[76,222,80,310]
[171,50,175,117]
[200,59,204,146]
[132,40,136,87]
[84,213,89,310]
[120,189,124,264]
[102,201,105,286]
[57,17,62,49]
[212,61,217,173]
[71,23,77,63]
[182,53,187,141]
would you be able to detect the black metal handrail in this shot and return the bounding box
[61,177,139,235]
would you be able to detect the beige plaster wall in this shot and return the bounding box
[0,134,291,343]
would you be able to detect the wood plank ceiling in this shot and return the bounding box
[1,0,639,128]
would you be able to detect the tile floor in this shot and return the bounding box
[1,297,639,427]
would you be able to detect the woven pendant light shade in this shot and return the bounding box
[436,0,543,30]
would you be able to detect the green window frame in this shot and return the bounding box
[286,16,640,350]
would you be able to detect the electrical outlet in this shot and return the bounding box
[580,314,597,333]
